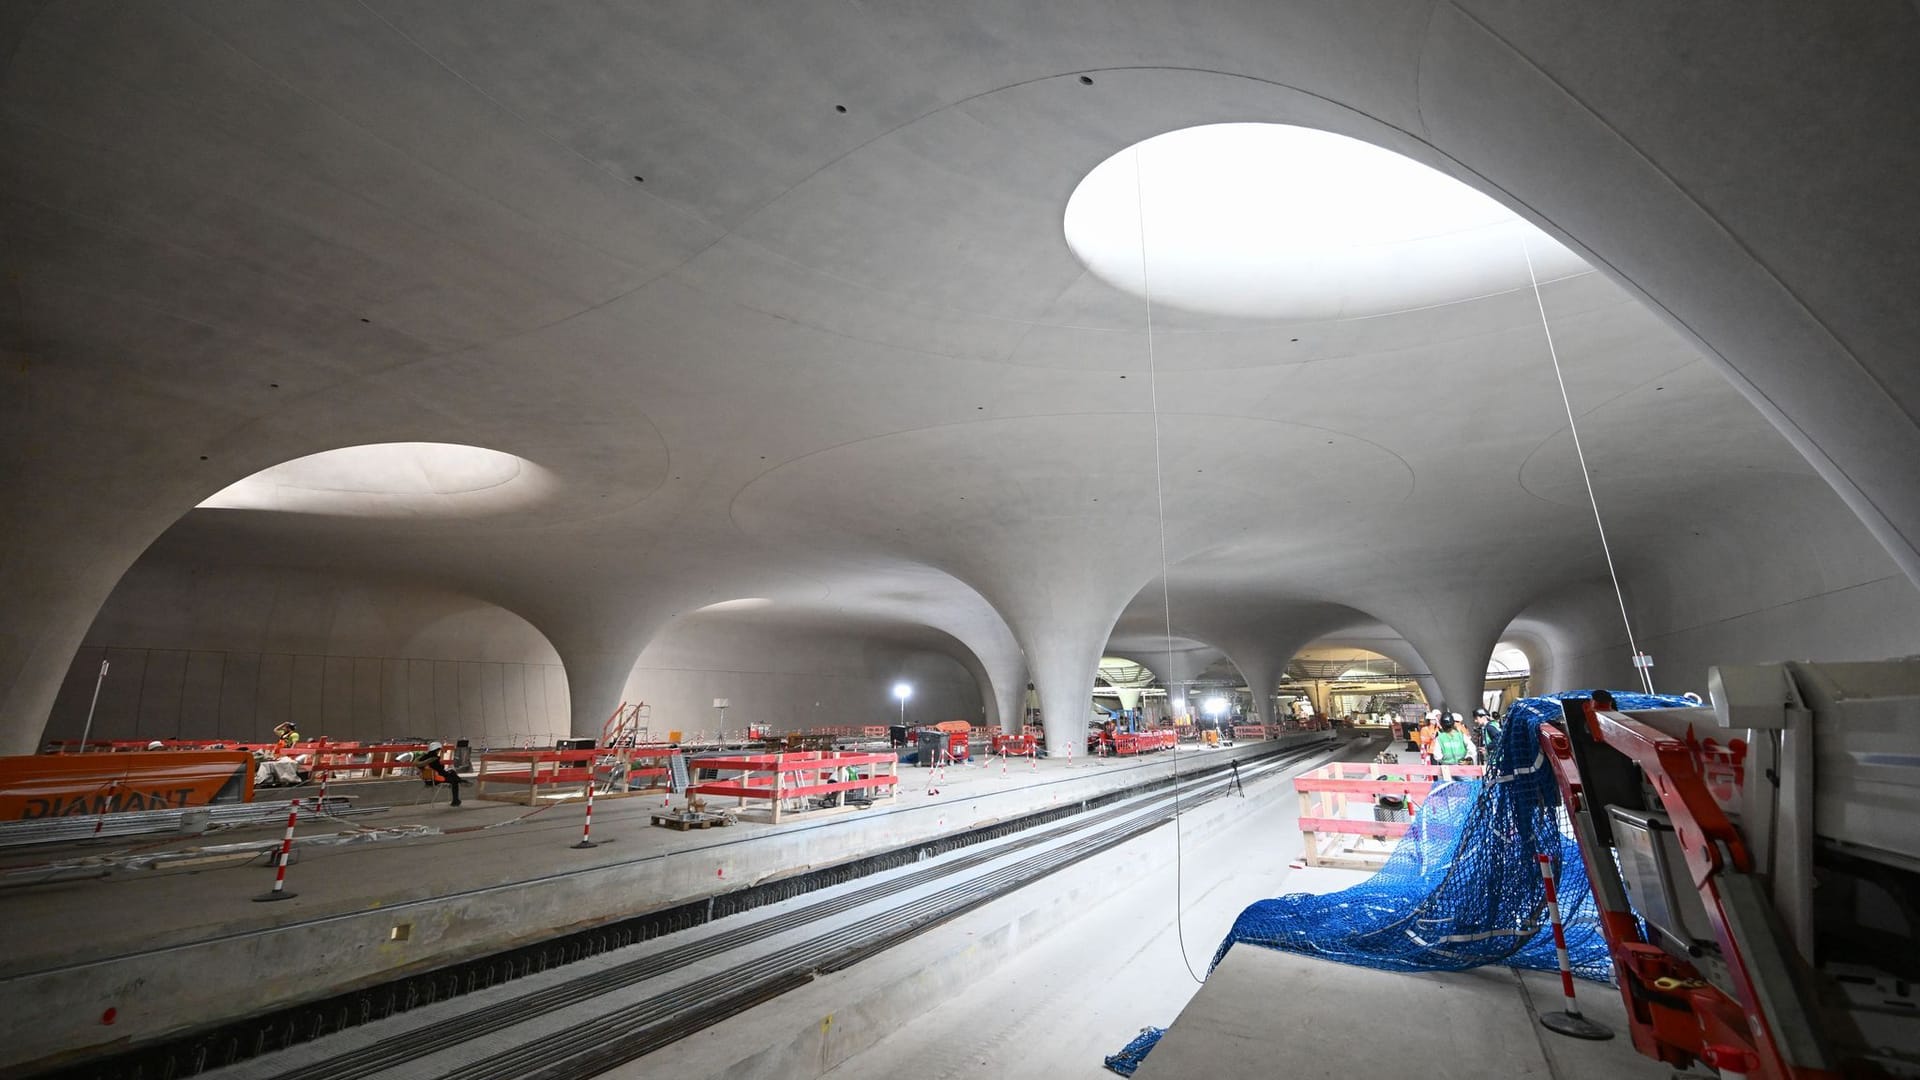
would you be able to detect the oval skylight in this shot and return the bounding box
[1062,123,1587,321]
[199,442,553,517]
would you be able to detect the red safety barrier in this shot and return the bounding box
[1090,729,1178,756]
[1294,760,1485,869]
[474,744,680,805]
[475,748,598,805]
[990,732,1036,757]
[688,750,898,824]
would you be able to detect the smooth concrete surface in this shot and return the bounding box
[619,732,1360,1080]
[0,737,1316,1072]
[1136,948,1667,1080]
[6,4,1920,758]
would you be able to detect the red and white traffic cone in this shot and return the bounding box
[1534,852,1610,1039]
[254,798,301,902]
[573,779,599,849]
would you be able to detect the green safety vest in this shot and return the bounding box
[1436,730,1469,764]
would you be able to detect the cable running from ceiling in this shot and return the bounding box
[1132,147,1209,986]
[1522,239,1655,696]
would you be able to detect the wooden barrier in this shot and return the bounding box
[1294,760,1485,869]
[687,750,898,824]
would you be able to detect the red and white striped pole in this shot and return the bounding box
[313,738,331,815]
[1534,852,1611,1039]
[572,775,599,849]
[92,781,118,838]
[254,798,302,902]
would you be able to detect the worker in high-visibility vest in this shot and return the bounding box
[1433,714,1473,766]
[1417,710,1439,763]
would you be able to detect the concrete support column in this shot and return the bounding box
[1413,675,1442,710]
[1401,626,1506,722]
[558,647,646,740]
[1029,631,1108,758]
[1225,654,1280,724]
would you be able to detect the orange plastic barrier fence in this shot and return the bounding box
[990,732,1037,757]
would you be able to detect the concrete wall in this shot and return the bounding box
[1510,485,1920,695]
[43,560,571,747]
[621,614,984,738]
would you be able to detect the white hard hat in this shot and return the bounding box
[1450,712,1464,724]
[146,740,165,750]
[1425,709,1441,721]
[428,741,443,752]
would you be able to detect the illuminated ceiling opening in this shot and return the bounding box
[1062,123,1588,321]
[198,442,554,518]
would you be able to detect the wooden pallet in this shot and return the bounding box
[650,810,731,831]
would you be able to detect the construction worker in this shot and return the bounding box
[1473,707,1503,766]
[417,740,464,806]
[273,721,300,749]
[1418,709,1440,762]
[1433,714,1473,766]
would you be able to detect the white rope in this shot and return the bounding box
[1133,148,1207,985]
[1521,240,1655,696]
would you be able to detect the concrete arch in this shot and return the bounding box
[4,4,1919,761]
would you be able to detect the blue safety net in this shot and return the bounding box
[1102,1026,1166,1077]
[1207,690,1699,981]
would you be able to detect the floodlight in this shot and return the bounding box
[892,683,913,702]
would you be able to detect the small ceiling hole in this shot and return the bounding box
[389,923,412,942]
[834,104,847,113]
[1079,75,1094,86]
[633,175,645,183]
[269,383,279,389]
[359,317,370,323]
[199,455,209,461]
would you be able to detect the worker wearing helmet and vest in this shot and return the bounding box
[1417,709,1440,762]
[1434,714,1473,766]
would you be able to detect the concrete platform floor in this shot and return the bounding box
[1136,950,1671,1080]
[627,735,1373,1079]
[0,744,1256,975]
[0,738,1315,1072]
[636,732,1676,1080]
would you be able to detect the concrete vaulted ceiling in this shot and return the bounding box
[3,2,1919,754]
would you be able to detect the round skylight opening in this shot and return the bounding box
[198,442,554,517]
[1062,123,1586,321]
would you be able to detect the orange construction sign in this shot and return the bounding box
[0,751,255,821]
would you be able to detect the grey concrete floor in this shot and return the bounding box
[209,759,1252,1080]
[0,747,1232,976]
[634,732,1675,1080]
[626,738,1367,1079]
